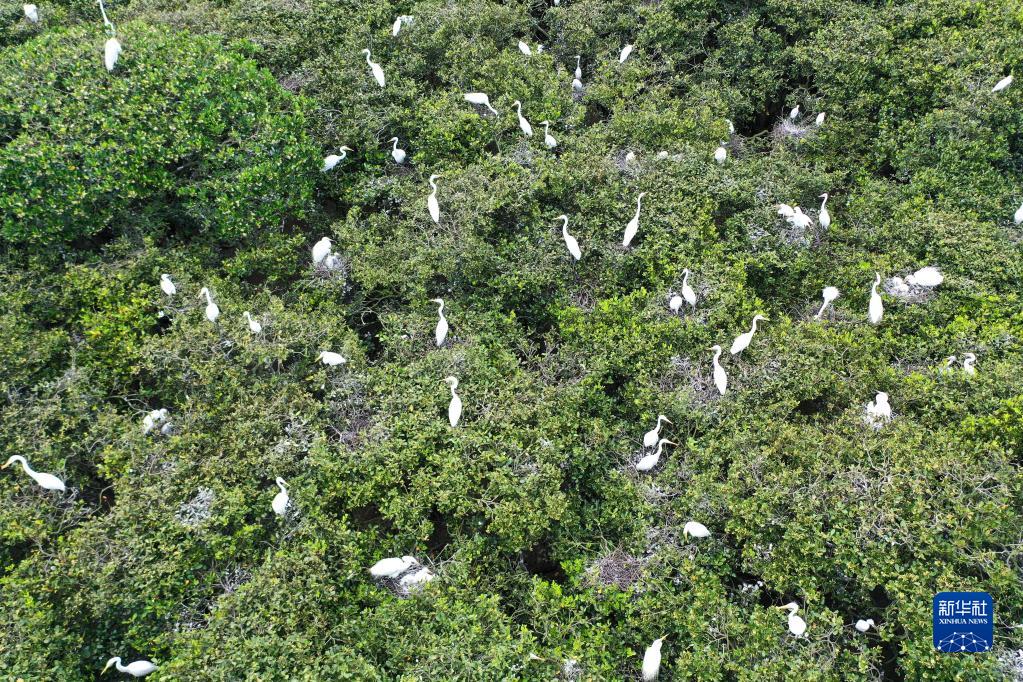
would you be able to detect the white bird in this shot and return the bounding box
[557,215,581,261]
[392,16,403,36]
[869,273,884,324]
[619,44,634,63]
[317,351,346,366]
[789,206,813,229]
[815,286,840,319]
[142,408,168,434]
[102,657,157,677]
[683,521,711,539]
[714,144,727,164]
[243,311,262,334]
[324,253,342,271]
[198,287,219,323]
[312,237,333,264]
[668,294,683,312]
[726,118,735,134]
[464,92,499,116]
[942,355,958,374]
[574,55,582,79]
[445,376,462,427]
[993,74,1013,92]
[855,618,875,633]
[23,4,39,22]
[370,556,414,578]
[388,137,406,164]
[431,298,448,346]
[642,415,671,448]
[730,314,768,355]
[865,391,892,427]
[362,49,385,87]
[710,345,727,395]
[635,436,674,471]
[399,566,435,590]
[517,40,531,56]
[1015,202,1023,225]
[159,274,176,296]
[572,77,583,91]
[818,193,831,229]
[104,37,122,72]
[963,352,977,375]
[906,266,943,288]
[540,121,557,149]
[625,151,636,163]
[622,192,647,247]
[680,269,697,308]
[815,112,826,126]
[2,456,65,492]
[271,477,289,516]
[513,100,533,137]
[427,174,441,224]
[777,203,795,219]
[322,146,352,172]
[779,602,807,637]
[789,104,800,120]
[641,636,664,681]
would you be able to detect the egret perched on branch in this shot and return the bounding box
[362,49,385,87]
[159,274,176,296]
[730,314,767,355]
[906,266,943,288]
[815,286,840,319]
[317,351,346,366]
[574,55,582,79]
[512,100,533,137]
[855,619,875,633]
[517,40,532,56]
[619,44,634,63]
[572,77,583,91]
[1015,201,1023,225]
[312,237,332,265]
[818,193,831,229]
[388,137,406,164]
[142,408,168,434]
[2,456,65,492]
[635,436,672,470]
[641,636,664,681]
[669,294,684,312]
[243,311,262,334]
[865,391,891,427]
[557,215,581,261]
[683,521,710,539]
[714,143,727,164]
[815,112,826,126]
[322,147,352,172]
[464,92,499,116]
[778,602,807,637]
[622,192,647,247]
[942,355,957,374]
[445,376,462,427]
[104,36,122,71]
[392,16,403,36]
[24,4,39,22]
[868,273,884,324]
[271,477,289,516]
[642,415,671,448]
[710,345,727,395]
[430,298,448,346]
[963,352,977,375]
[993,74,1013,92]
[198,287,219,323]
[680,269,697,308]
[789,104,800,120]
[102,657,156,678]
[726,118,735,135]
[399,565,435,590]
[427,174,441,224]
[540,121,557,149]
[370,556,414,578]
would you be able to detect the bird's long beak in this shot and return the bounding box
[101,663,112,674]
[0,461,9,469]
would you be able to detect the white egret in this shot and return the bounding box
[198,287,219,323]
[789,104,800,120]
[778,602,807,637]
[855,618,875,633]
[683,521,710,539]
[271,477,289,516]
[906,266,943,288]
[512,100,533,137]
[710,345,727,395]
[102,658,157,678]
[815,112,826,126]
[963,352,977,375]
[2,456,65,492]
[104,37,122,72]
[636,439,674,472]
[714,144,727,164]
[445,376,462,427]
[818,193,831,229]
[1014,202,1023,225]
[392,16,402,36]
[399,566,435,590]
[777,203,795,219]
[789,207,813,229]
[622,192,647,247]
[362,49,385,87]
[464,92,499,116]
[159,274,176,296]
[312,237,333,264]
[572,77,583,91]
[726,118,735,134]
[24,4,39,22]
[815,286,840,319]
[431,298,448,346]
[619,44,634,63]
[324,253,343,271]
[557,215,581,261]
[370,556,414,578]
[993,74,1013,92]
[540,121,557,149]
[865,391,892,427]
[142,408,168,434]
[427,174,441,224]
[642,414,671,448]
[641,636,664,681]
[680,269,697,308]
[322,146,352,172]
[574,55,582,79]
[625,151,636,163]
[869,273,884,324]
[518,40,532,56]
[669,294,683,312]
[388,137,406,164]
[730,314,767,355]
[243,311,262,334]
[317,351,346,366]
[941,355,957,374]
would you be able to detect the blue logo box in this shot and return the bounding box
[933,591,993,652]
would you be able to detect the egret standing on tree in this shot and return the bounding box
[427,174,441,224]
[24,4,39,22]
[869,273,884,324]
[323,147,353,172]
[243,311,262,334]
[619,44,634,63]
[778,602,807,637]
[993,74,1013,92]
[714,143,727,164]
[637,440,674,473]
[815,287,840,319]
[541,121,557,148]
[198,287,219,323]
[642,415,671,448]
[711,345,727,395]
[159,274,176,297]
[388,137,406,164]
[513,101,533,137]
[641,636,664,680]
[102,657,156,678]
[622,192,647,247]
[317,351,346,366]
[431,298,448,346]
[271,477,289,516]
[557,215,582,261]
[2,456,65,492]
[574,55,582,79]
[683,521,710,539]
[730,315,767,355]
[680,269,697,308]
[445,376,462,427]
[818,193,831,229]
[312,237,332,265]
[362,49,386,87]
[464,92,499,116]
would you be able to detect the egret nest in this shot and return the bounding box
[883,275,934,303]
[772,117,817,142]
[586,549,645,591]
[176,487,215,528]
[561,658,583,681]
[613,149,641,176]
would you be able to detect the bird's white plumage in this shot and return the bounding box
[159,274,176,296]
[855,618,875,633]
[668,295,683,312]
[619,44,634,63]
[392,16,403,36]
[24,4,39,22]
[865,391,892,427]
[517,40,531,56]
[780,602,807,637]
[868,273,884,324]
[102,657,157,677]
[271,477,289,516]
[730,314,767,355]
[906,266,943,288]
[641,637,663,681]
[3,455,66,492]
[370,556,413,578]
[541,121,557,149]
[642,415,670,449]
[312,237,332,264]
[389,137,406,164]
[558,215,581,261]
[622,192,646,247]
[243,311,262,334]
[818,193,831,229]
[714,145,727,164]
[789,104,800,120]
[815,286,840,319]
[427,174,441,224]
[513,100,533,137]
[198,287,219,323]
[445,376,462,427]
[362,49,385,87]
[683,521,710,538]
[711,345,727,395]
[574,55,582,79]
[963,352,977,375]
[993,74,1013,92]
[142,408,168,434]
[777,203,796,219]
[815,112,826,125]
[431,298,448,346]
[572,78,583,91]
[636,438,674,472]
[681,269,697,308]
[464,92,499,116]
[322,147,351,172]
[104,37,122,72]
[318,351,346,366]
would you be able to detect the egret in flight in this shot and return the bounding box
[963,352,977,375]
[431,298,448,346]
[362,49,385,87]
[815,286,840,319]
[159,274,176,296]
[683,521,710,539]
[778,603,807,637]
[271,477,289,516]
[464,92,499,116]
[642,415,671,448]
[622,192,647,247]
[855,618,875,633]
[868,273,884,324]
[635,438,673,471]
[730,314,767,355]
[427,174,441,224]
[574,55,582,79]
[102,657,156,677]
[710,345,727,395]
[198,287,219,323]
[445,376,462,427]
[24,4,39,22]
[619,44,634,63]
[312,237,332,264]
[641,637,664,681]
[906,266,943,288]
[818,193,831,228]
[317,351,346,366]
[714,144,727,164]
[243,311,262,334]
[323,147,352,172]
[2,456,65,492]
[388,137,406,164]
[540,121,557,149]
[993,74,1013,92]
[513,100,533,137]
[557,215,581,261]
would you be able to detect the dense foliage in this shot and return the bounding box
[1,0,1022,679]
